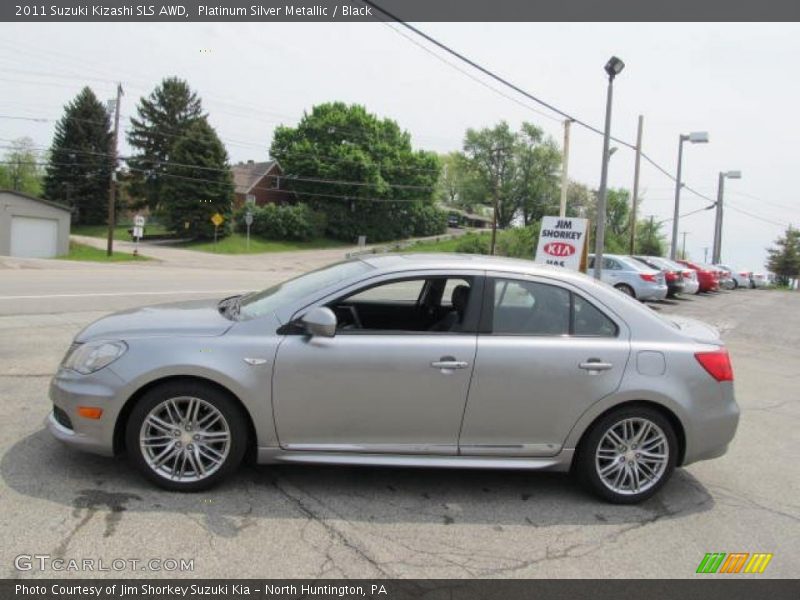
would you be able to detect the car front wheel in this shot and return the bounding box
[576,407,677,504]
[126,381,247,492]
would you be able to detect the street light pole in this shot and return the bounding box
[712,170,741,264]
[593,56,625,280]
[669,131,709,260]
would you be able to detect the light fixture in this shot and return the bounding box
[604,56,625,80]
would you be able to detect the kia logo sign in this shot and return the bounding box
[544,242,576,257]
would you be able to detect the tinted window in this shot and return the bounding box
[492,279,570,335]
[573,295,618,337]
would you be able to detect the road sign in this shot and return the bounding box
[132,226,143,239]
[211,213,224,227]
[133,214,146,227]
[244,212,254,226]
[534,216,589,270]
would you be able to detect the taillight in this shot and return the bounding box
[666,271,677,281]
[739,272,748,277]
[695,349,734,382]
[640,273,657,282]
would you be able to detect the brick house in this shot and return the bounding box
[232,160,292,208]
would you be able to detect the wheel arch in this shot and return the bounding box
[113,375,258,459]
[572,399,686,467]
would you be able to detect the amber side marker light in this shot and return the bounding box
[77,407,104,419]
[695,349,734,382]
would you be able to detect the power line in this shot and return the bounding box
[727,203,791,228]
[364,0,720,207]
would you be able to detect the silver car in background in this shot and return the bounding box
[48,254,738,504]
[588,254,668,301]
[715,264,750,289]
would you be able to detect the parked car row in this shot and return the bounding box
[589,253,768,301]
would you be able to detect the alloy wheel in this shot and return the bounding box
[139,396,231,483]
[595,417,669,496]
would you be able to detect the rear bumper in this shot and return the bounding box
[639,284,669,301]
[683,382,740,465]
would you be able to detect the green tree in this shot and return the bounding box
[1,137,44,195]
[43,87,112,224]
[436,151,488,213]
[513,123,561,226]
[635,217,667,256]
[159,119,234,239]
[270,102,442,242]
[127,77,204,212]
[766,226,800,286]
[462,121,517,228]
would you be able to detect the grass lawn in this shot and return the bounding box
[404,231,491,253]
[58,241,150,262]
[180,233,348,254]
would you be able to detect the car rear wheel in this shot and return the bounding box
[614,283,635,298]
[126,381,247,492]
[576,406,677,504]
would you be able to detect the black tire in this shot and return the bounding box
[614,283,636,298]
[126,380,247,492]
[575,406,678,504]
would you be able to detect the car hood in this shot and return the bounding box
[75,298,234,342]
[666,316,721,344]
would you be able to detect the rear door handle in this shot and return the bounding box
[579,360,613,371]
[431,359,469,370]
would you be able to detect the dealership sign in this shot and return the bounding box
[534,216,589,270]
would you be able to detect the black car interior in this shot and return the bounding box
[330,277,473,332]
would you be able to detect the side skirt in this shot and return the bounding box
[256,448,575,472]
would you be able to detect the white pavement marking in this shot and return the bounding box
[0,290,244,300]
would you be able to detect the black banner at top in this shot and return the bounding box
[3,0,800,22]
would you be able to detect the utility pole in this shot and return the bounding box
[106,83,123,257]
[681,231,689,260]
[13,156,20,191]
[628,115,644,254]
[559,119,572,217]
[704,247,709,263]
[712,170,741,264]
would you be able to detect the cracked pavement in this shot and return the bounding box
[1,257,798,578]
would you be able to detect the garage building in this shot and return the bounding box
[0,190,72,258]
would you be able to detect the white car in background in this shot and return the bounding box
[715,264,750,289]
[750,273,770,288]
[662,257,700,295]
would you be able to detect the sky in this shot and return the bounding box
[1,21,798,269]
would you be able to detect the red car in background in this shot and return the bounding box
[676,259,719,293]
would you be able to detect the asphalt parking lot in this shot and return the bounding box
[1,259,798,579]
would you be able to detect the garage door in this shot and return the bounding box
[10,216,59,258]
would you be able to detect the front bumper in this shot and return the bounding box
[47,366,126,457]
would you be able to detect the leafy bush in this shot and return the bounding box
[495,223,540,259]
[235,203,326,241]
[455,232,491,254]
[320,201,446,243]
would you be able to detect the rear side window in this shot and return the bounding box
[573,295,618,337]
[488,278,618,338]
[492,279,570,335]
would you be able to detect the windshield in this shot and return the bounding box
[238,260,373,320]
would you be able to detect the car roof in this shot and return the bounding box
[359,253,590,281]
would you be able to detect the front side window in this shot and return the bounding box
[330,276,477,333]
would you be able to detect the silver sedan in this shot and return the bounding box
[48,254,739,503]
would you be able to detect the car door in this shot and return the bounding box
[272,272,483,455]
[458,274,630,457]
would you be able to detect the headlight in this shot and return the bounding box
[62,340,127,374]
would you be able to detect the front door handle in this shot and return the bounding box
[579,360,613,371]
[431,358,469,370]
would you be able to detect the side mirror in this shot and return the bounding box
[301,307,337,338]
